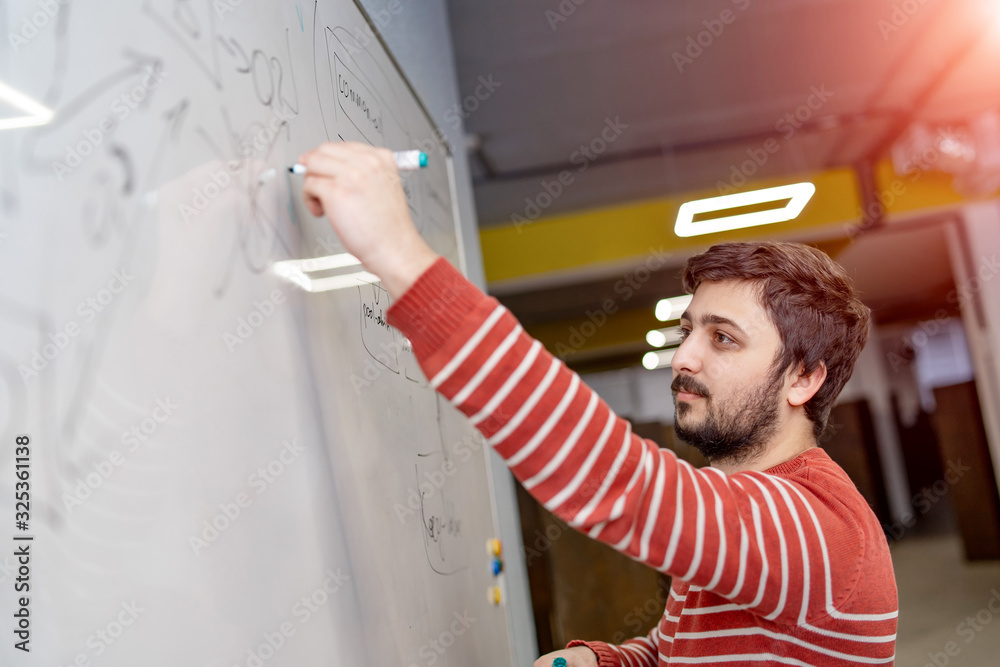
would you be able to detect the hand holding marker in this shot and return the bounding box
[278,145,435,295]
[289,150,428,175]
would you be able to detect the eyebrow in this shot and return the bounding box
[680,310,750,339]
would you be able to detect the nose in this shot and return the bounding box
[670,334,702,376]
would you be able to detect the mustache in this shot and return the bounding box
[671,374,710,398]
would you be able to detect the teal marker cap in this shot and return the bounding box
[553,658,567,667]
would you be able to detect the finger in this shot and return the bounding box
[299,180,327,218]
[299,153,352,179]
[308,142,394,175]
[305,141,360,165]
[303,192,324,218]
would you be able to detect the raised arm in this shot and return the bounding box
[384,257,873,627]
[297,142,893,635]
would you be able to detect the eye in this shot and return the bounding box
[714,331,736,345]
[678,327,691,342]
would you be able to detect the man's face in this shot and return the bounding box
[669,280,790,465]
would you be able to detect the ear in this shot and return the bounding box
[787,361,827,408]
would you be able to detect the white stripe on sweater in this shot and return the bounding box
[668,653,831,666]
[569,421,630,526]
[704,469,728,591]
[771,476,899,622]
[451,324,523,406]
[429,305,504,388]
[671,627,895,663]
[730,480,770,611]
[505,374,580,467]
[743,474,790,621]
[606,449,653,548]
[470,340,543,425]
[486,358,560,447]
[545,411,616,511]
[680,461,707,581]
[638,459,667,562]
[764,474,812,625]
[525,392,599,489]
[725,507,750,600]
[659,460,686,572]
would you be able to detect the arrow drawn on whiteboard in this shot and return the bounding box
[20,51,165,168]
[142,0,223,90]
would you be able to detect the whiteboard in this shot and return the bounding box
[0,1,513,665]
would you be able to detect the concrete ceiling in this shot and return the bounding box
[443,0,995,369]
[447,0,1000,225]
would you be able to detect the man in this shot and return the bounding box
[298,142,898,666]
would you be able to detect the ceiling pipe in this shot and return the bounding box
[851,158,885,240]
[472,110,904,185]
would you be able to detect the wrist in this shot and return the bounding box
[565,642,603,667]
[374,240,439,300]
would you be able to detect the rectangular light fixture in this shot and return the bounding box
[646,326,683,348]
[654,295,692,322]
[0,80,54,130]
[674,182,816,237]
[273,253,378,292]
[643,349,676,370]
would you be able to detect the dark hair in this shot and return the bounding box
[681,242,871,438]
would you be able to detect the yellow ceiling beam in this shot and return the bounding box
[480,168,858,284]
[479,162,998,285]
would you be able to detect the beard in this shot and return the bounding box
[671,364,785,466]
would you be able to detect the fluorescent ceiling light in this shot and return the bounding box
[642,349,676,370]
[654,295,692,322]
[273,253,376,292]
[646,330,668,348]
[674,182,816,237]
[0,80,54,130]
[646,326,683,348]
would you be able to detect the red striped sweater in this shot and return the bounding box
[386,258,898,666]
